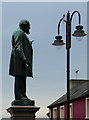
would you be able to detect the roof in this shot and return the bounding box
[70,79,89,82]
[47,81,89,108]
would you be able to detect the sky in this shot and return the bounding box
[1,1,87,118]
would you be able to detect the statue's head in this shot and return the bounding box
[19,19,30,34]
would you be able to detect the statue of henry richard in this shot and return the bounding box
[9,20,33,101]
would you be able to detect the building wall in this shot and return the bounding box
[64,104,67,119]
[57,106,60,119]
[51,98,86,119]
[73,98,86,119]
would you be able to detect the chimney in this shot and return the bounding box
[70,79,89,89]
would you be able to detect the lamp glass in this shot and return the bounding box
[76,36,83,41]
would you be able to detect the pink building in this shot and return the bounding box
[47,79,89,119]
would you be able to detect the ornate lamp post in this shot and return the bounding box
[52,11,87,120]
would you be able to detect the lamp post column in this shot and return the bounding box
[66,11,71,120]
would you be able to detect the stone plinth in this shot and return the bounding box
[7,106,40,120]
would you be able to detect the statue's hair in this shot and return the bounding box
[19,19,30,27]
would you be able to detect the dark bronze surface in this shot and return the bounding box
[11,99,35,106]
[9,20,33,101]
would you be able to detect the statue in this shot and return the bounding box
[9,20,33,102]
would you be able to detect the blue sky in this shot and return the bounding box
[2,2,87,118]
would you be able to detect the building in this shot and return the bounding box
[47,79,89,119]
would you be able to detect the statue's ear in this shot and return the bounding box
[20,25,26,33]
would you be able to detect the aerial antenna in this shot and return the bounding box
[75,70,79,80]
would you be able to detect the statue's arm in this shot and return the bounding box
[15,33,32,67]
[14,33,27,62]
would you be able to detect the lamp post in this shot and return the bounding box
[52,11,87,120]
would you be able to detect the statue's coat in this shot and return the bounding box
[9,28,33,77]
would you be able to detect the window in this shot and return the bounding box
[60,104,72,119]
[70,104,73,118]
[86,98,89,119]
[60,105,64,119]
[49,109,51,118]
[53,107,57,119]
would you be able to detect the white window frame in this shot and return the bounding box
[53,107,57,119]
[86,97,89,119]
[70,103,73,118]
[60,104,73,119]
[49,109,51,118]
[60,105,64,119]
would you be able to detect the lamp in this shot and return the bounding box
[72,25,87,37]
[52,10,87,120]
[52,35,65,46]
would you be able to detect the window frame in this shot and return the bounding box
[70,103,73,118]
[86,97,89,119]
[49,109,51,118]
[60,105,64,119]
[53,107,57,119]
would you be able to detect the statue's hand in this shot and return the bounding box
[25,60,32,67]
[31,40,34,44]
